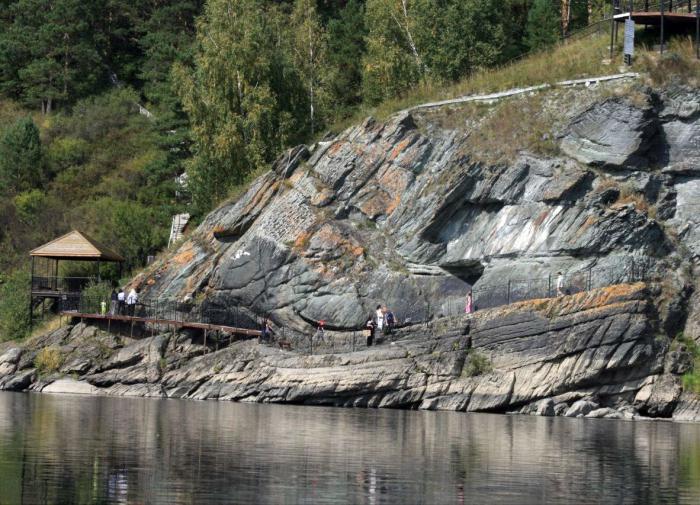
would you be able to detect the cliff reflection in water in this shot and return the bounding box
[1,392,700,504]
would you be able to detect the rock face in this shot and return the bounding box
[130,82,698,343]
[3,283,699,421]
[7,82,700,421]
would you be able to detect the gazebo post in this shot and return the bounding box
[29,256,35,328]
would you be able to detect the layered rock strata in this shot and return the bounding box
[2,284,696,420]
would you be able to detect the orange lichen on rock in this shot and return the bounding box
[486,282,647,320]
[388,138,411,160]
[327,141,347,156]
[173,245,195,266]
[294,231,313,250]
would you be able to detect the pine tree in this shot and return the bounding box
[327,0,367,116]
[0,0,105,112]
[417,0,506,82]
[0,117,43,195]
[525,0,561,52]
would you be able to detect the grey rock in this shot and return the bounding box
[554,403,569,416]
[586,407,620,419]
[0,348,22,365]
[41,379,101,395]
[0,369,35,391]
[672,391,700,422]
[635,374,682,417]
[564,400,598,418]
[560,98,656,168]
[535,398,555,417]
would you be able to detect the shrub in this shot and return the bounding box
[678,334,700,395]
[34,347,64,375]
[0,269,31,342]
[462,350,493,377]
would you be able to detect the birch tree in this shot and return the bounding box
[291,0,328,137]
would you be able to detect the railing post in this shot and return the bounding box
[696,0,700,59]
[507,280,511,305]
[548,273,552,298]
[610,1,617,58]
[661,0,665,54]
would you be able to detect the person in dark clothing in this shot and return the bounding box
[109,289,118,315]
[365,317,375,347]
[384,308,395,335]
[117,289,126,315]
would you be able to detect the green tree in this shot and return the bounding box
[525,0,561,52]
[0,117,43,195]
[362,0,427,104]
[417,0,506,82]
[327,0,367,117]
[138,0,203,115]
[174,0,307,211]
[0,269,31,342]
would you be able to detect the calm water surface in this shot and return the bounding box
[1,392,700,504]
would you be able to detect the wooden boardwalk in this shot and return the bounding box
[61,311,262,338]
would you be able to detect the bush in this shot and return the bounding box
[462,350,493,377]
[678,334,700,395]
[34,347,63,375]
[0,269,31,342]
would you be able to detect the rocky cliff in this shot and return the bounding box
[130,79,697,338]
[3,77,700,420]
[0,283,697,421]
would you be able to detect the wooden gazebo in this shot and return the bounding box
[29,230,124,324]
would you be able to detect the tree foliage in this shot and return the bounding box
[174,0,308,210]
[526,0,562,52]
[0,117,43,195]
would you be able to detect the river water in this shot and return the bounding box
[1,392,700,504]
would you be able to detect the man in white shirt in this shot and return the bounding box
[117,289,126,315]
[375,305,384,332]
[126,288,138,316]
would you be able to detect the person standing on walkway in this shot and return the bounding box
[126,287,138,316]
[365,317,375,347]
[109,289,118,315]
[465,291,474,314]
[385,308,395,335]
[556,272,565,297]
[374,305,384,335]
[117,288,126,315]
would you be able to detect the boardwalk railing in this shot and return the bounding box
[61,296,269,331]
[614,0,700,14]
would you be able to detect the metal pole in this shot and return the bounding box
[507,280,511,305]
[29,256,35,329]
[661,0,665,54]
[696,0,700,59]
[610,1,615,60]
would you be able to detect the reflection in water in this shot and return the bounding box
[0,392,699,504]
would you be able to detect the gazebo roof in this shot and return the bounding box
[30,230,125,262]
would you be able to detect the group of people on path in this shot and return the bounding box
[365,305,395,346]
[108,287,139,316]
